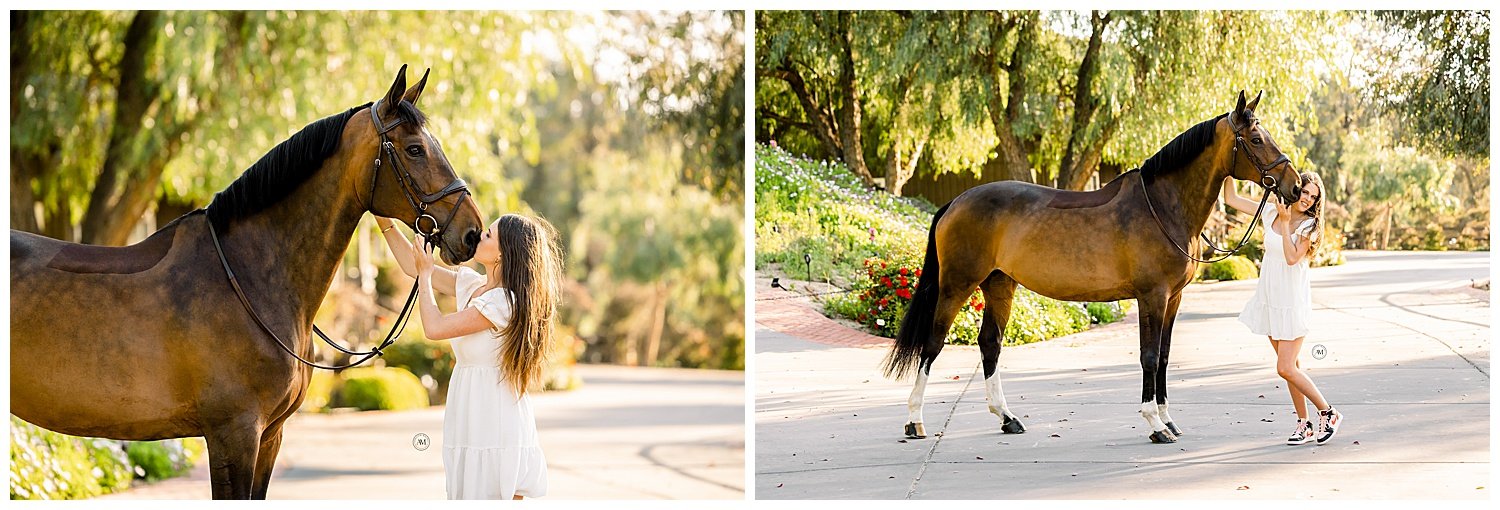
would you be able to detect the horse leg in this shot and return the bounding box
[250,421,286,499]
[205,415,263,499]
[1156,290,1185,437]
[1136,292,1175,444]
[904,273,983,439]
[978,271,1025,434]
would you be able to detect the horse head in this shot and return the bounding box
[358,65,483,264]
[1226,90,1301,205]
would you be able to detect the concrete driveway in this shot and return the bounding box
[101,364,744,499]
[755,251,1488,499]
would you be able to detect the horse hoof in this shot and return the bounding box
[1149,430,1178,444]
[1165,421,1183,437]
[904,422,927,439]
[1001,415,1026,434]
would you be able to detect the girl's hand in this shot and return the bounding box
[1273,198,1291,217]
[413,232,435,278]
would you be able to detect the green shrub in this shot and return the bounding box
[10,417,132,499]
[300,369,340,413]
[338,367,430,411]
[824,256,1127,346]
[1086,301,1131,324]
[124,439,205,482]
[378,334,455,405]
[1200,255,1260,281]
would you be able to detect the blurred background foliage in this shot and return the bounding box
[10,11,745,372]
[756,10,1487,253]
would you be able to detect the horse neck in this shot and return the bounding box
[220,155,366,329]
[1153,144,1234,239]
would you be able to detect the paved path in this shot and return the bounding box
[755,251,1489,499]
[101,364,744,499]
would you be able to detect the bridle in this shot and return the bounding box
[1142,114,1295,264]
[205,99,471,370]
[367,98,471,249]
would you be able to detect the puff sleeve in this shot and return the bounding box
[468,289,514,334]
[1293,218,1320,243]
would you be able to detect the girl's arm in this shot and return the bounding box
[413,234,497,339]
[1281,215,1314,265]
[1220,177,1260,216]
[375,217,458,296]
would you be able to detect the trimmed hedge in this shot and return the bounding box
[1200,255,1260,281]
[338,367,430,411]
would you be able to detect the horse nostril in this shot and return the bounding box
[465,229,480,249]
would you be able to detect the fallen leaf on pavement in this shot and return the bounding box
[1237,486,1250,490]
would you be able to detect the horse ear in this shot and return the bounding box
[380,64,409,117]
[1234,90,1247,115]
[1246,90,1263,112]
[401,68,430,106]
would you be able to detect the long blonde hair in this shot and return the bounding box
[490,214,563,397]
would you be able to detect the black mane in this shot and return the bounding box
[1131,112,1230,185]
[204,100,427,231]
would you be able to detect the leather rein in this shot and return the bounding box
[208,100,470,370]
[1141,116,1293,265]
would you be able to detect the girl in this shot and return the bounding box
[376,213,562,499]
[1222,172,1343,446]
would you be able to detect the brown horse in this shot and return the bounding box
[882,91,1301,444]
[10,66,484,498]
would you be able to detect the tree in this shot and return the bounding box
[1364,10,1489,159]
[757,10,1332,194]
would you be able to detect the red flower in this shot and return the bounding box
[881,261,888,269]
[915,269,922,278]
[899,267,910,276]
[882,276,892,287]
[879,298,889,307]
[975,301,985,311]
[896,288,913,299]
[899,276,909,287]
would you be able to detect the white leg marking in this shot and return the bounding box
[1157,401,1175,426]
[985,373,1011,419]
[907,371,929,425]
[1140,401,1167,431]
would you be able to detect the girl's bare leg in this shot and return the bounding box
[1269,338,1309,420]
[1275,337,1329,412]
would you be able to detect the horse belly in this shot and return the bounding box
[10,270,203,439]
[992,210,1136,302]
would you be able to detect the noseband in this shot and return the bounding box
[368,99,470,248]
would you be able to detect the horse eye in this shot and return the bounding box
[1252,138,1263,145]
[406,145,424,157]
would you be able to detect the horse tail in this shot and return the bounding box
[882,202,950,380]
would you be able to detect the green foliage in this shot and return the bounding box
[9,417,207,500]
[766,146,1129,345]
[1199,256,1260,281]
[1364,11,1489,158]
[124,439,205,482]
[756,144,932,285]
[378,334,456,405]
[1086,301,1131,324]
[300,369,340,413]
[338,367,430,412]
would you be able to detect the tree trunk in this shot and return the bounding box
[980,11,1038,184]
[1058,11,1114,191]
[643,282,669,367]
[81,10,162,245]
[834,11,874,187]
[884,137,926,196]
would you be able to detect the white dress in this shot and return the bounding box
[1237,206,1320,340]
[443,266,548,499]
